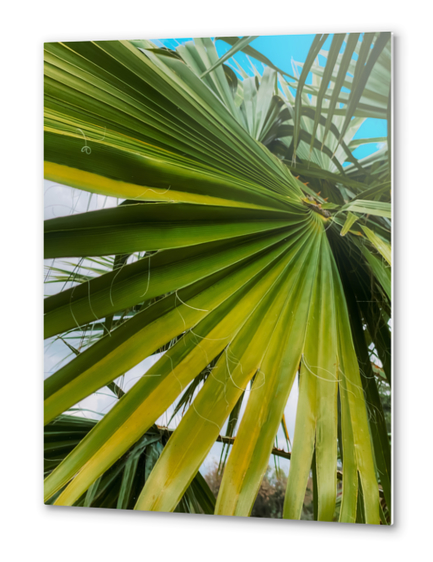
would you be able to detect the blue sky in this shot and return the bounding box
[155,34,385,161]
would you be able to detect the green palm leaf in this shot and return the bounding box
[44,34,391,523]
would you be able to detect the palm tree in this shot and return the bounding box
[44,32,391,524]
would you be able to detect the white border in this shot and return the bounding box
[2,1,431,560]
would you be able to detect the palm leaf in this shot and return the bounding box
[44,35,391,523]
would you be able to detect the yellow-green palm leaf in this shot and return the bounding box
[44,34,391,523]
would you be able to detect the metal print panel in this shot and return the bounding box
[44,33,392,524]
